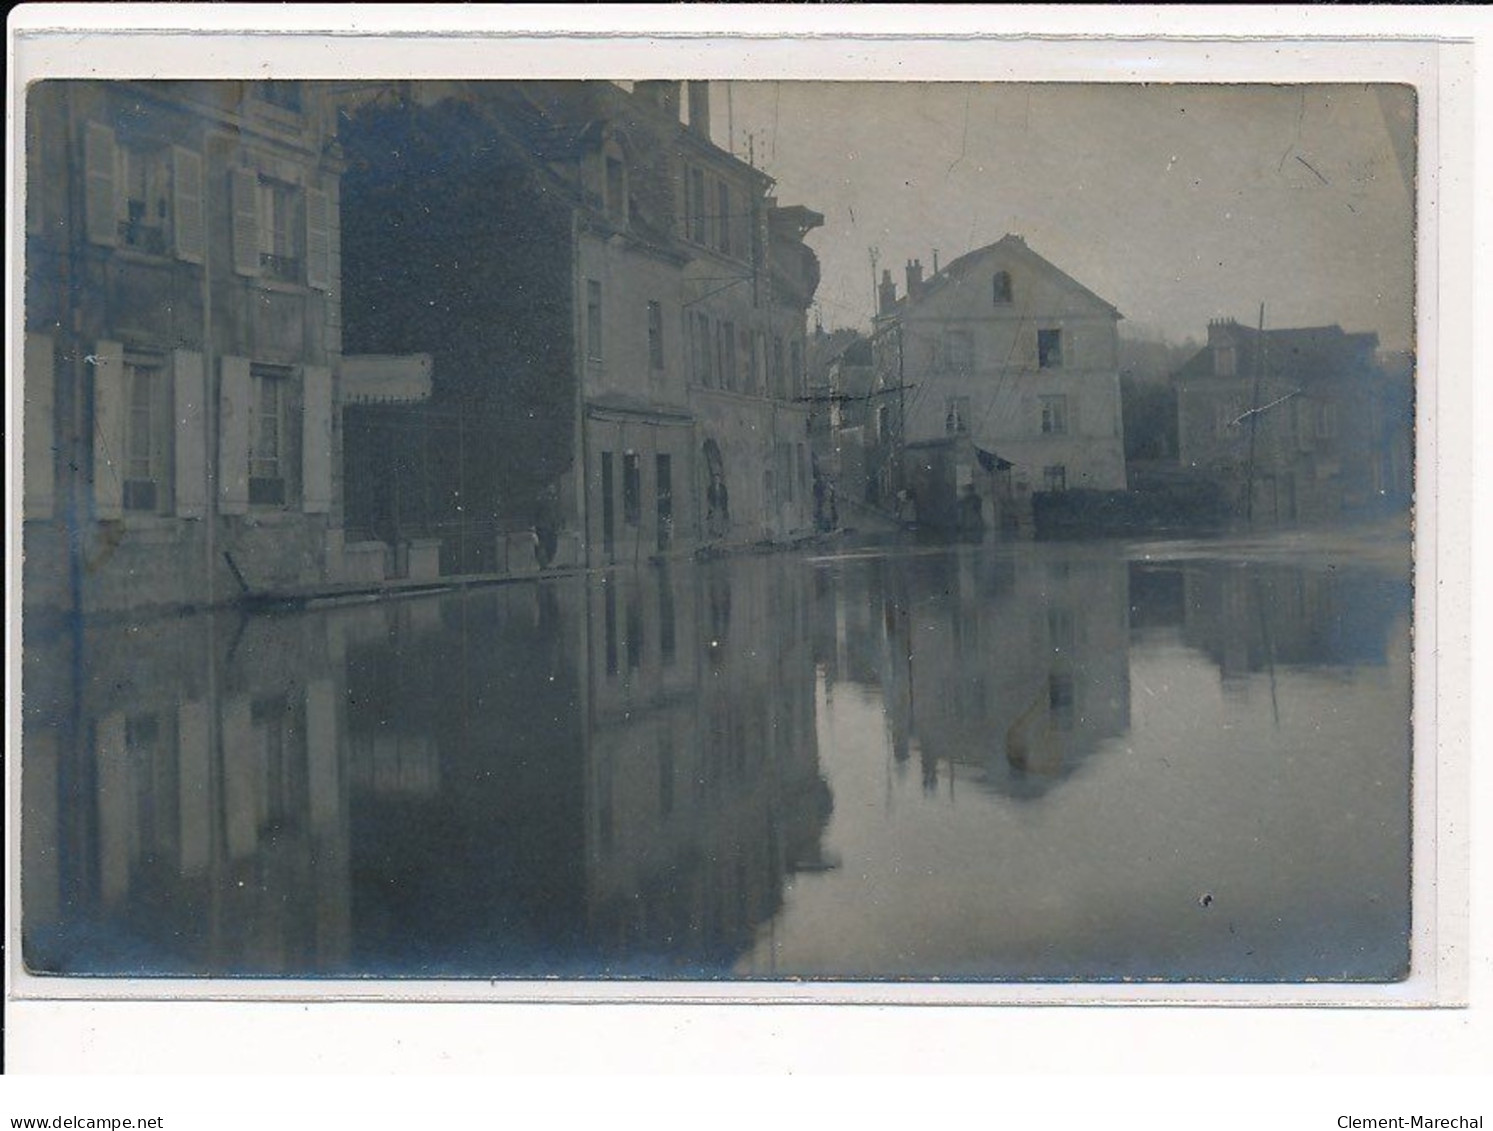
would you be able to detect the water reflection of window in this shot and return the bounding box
[251,695,300,831]
[625,591,643,672]
[604,582,618,677]
[623,453,641,526]
[1048,673,1075,731]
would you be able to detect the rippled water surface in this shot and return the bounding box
[22,532,1412,981]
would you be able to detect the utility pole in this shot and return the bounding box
[1244,302,1265,525]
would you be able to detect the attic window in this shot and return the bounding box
[993,271,1013,305]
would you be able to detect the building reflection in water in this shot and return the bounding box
[22,557,831,979]
[815,546,1132,799]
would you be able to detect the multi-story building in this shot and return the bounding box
[1173,319,1408,523]
[872,235,1128,524]
[23,80,349,616]
[336,80,822,573]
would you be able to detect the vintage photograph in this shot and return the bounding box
[17,75,1416,986]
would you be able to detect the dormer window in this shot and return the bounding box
[257,81,303,113]
[993,271,1013,305]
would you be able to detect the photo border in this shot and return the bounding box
[4,3,1480,1074]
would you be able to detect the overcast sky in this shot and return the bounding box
[712,82,1415,352]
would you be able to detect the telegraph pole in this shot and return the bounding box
[1244,302,1265,525]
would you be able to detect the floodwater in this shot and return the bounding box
[20,530,1412,982]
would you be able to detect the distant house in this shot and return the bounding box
[871,235,1127,529]
[1173,319,1410,522]
[337,80,821,573]
[23,80,348,616]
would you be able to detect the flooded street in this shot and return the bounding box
[21,532,1412,983]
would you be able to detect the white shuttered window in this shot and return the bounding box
[85,123,118,246]
[230,168,261,276]
[305,186,331,291]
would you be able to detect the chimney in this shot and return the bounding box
[906,258,923,300]
[635,80,681,121]
[932,249,940,275]
[878,269,898,314]
[686,81,711,139]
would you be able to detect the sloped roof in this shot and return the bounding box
[884,234,1121,319]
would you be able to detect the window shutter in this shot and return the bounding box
[301,364,332,513]
[176,700,211,876]
[172,349,207,517]
[230,168,260,276]
[218,355,251,513]
[91,340,125,520]
[305,186,331,291]
[23,332,56,520]
[172,146,205,264]
[94,712,131,901]
[84,122,117,246]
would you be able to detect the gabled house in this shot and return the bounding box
[871,235,1127,530]
[1173,319,1407,522]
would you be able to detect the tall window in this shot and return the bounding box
[123,358,171,513]
[647,301,664,369]
[600,451,615,558]
[257,177,300,283]
[1042,465,1067,493]
[623,452,641,526]
[655,453,673,551]
[1040,394,1069,435]
[1038,328,1064,369]
[772,336,786,399]
[945,395,971,435]
[993,271,1013,305]
[249,365,291,506]
[586,280,603,361]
